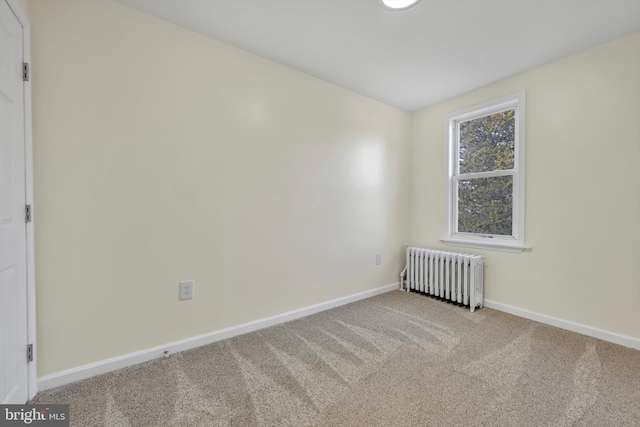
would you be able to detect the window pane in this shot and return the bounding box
[458,175,513,236]
[459,109,515,174]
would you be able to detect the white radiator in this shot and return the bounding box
[401,247,484,312]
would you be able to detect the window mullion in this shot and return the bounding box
[456,169,514,180]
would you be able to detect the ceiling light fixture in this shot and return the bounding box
[380,0,422,11]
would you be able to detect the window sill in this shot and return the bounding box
[440,238,531,253]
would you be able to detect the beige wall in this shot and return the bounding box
[29,0,410,376]
[410,33,640,340]
[17,0,27,16]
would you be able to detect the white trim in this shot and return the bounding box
[440,238,531,253]
[443,91,528,252]
[38,283,399,391]
[5,0,36,401]
[484,299,640,350]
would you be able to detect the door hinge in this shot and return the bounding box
[27,344,33,362]
[23,63,29,82]
[25,205,31,223]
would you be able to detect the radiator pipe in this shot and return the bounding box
[402,244,409,291]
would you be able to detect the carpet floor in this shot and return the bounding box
[32,291,640,426]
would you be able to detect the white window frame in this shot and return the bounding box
[441,91,529,253]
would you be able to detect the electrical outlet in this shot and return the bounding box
[376,253,382,265]
[179,280,194,300]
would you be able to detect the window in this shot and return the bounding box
[442,92,528,253]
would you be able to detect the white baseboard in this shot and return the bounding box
[483,299,640,351]
[37,282,400,392]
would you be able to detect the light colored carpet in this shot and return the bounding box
[32,291,640,426]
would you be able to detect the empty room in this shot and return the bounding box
[1,0,639,425]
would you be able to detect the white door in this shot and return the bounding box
[0,0,28,404]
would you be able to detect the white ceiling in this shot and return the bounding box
[116,0,640,112]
